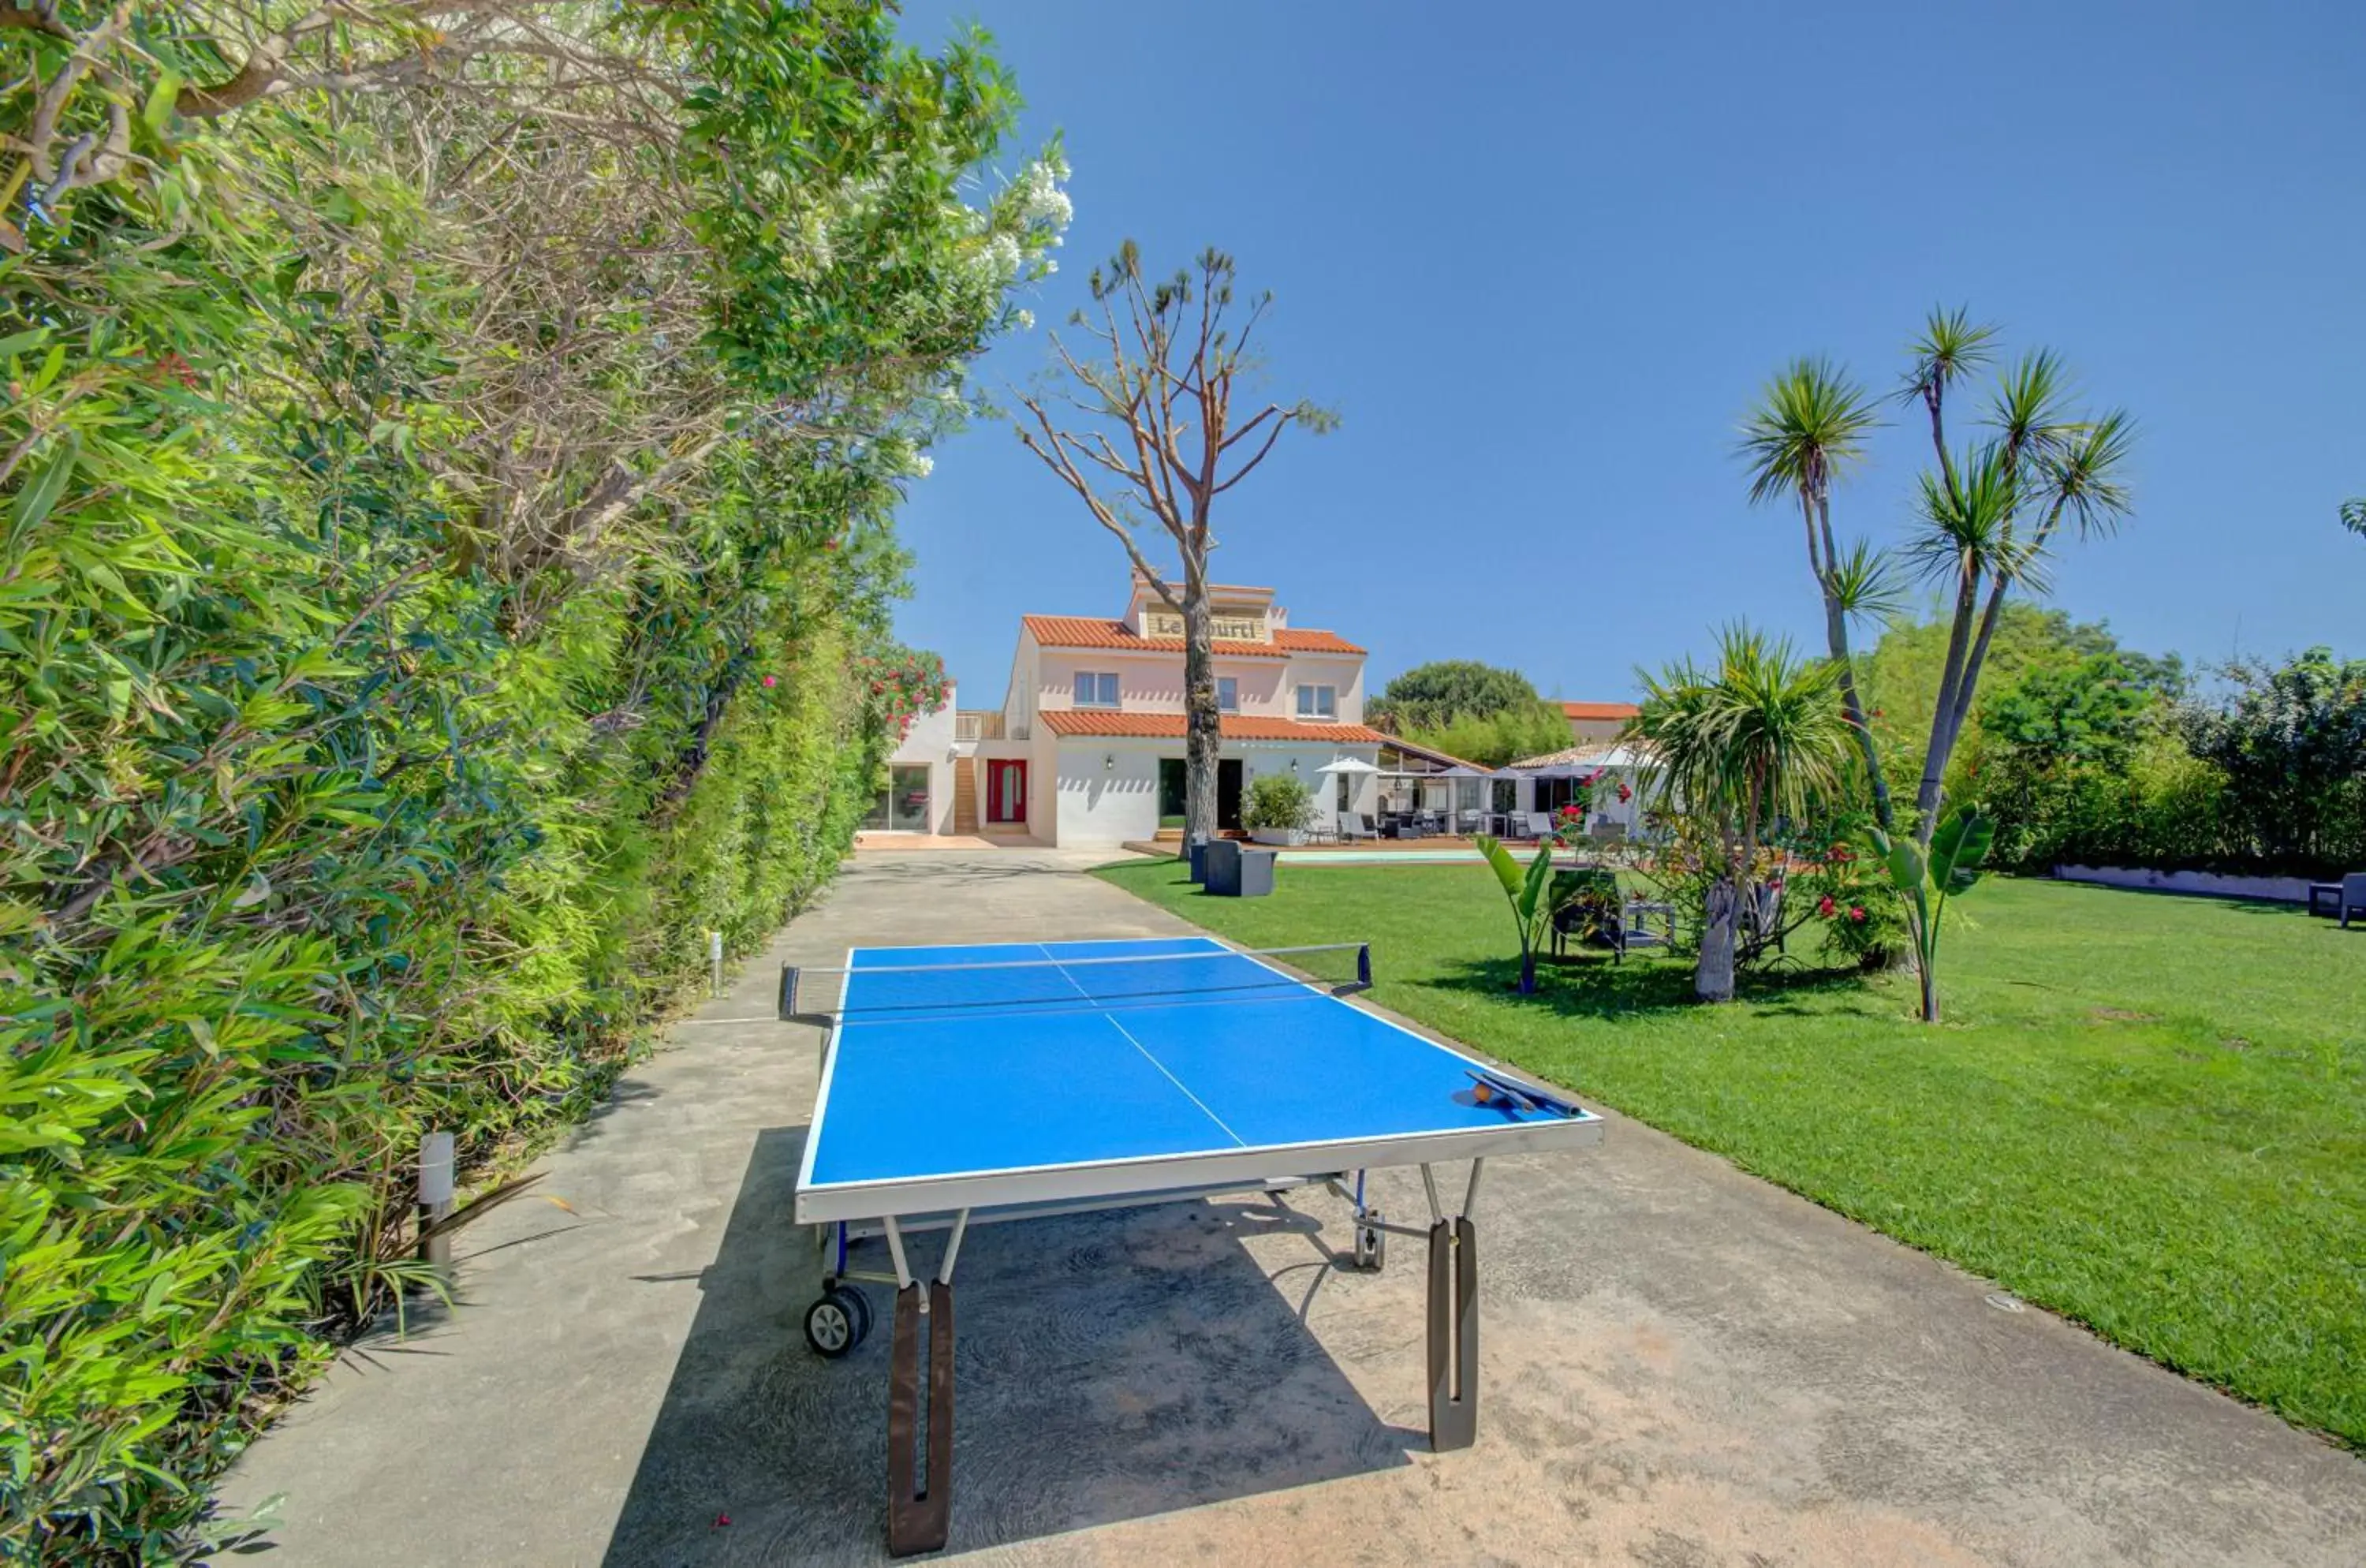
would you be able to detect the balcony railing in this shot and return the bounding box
[955,710,1005,741]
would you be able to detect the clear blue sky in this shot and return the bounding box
[889,0,2364,708]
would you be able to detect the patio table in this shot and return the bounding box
[2308,882,2342,918]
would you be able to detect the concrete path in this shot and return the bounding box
[224,849,2366,1566]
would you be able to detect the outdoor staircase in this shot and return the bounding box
[951,756,980,835]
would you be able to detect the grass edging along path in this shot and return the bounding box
[1093,858,2366,1450]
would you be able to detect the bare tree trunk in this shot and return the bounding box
[1914,573,1980,845]
[1808,489,1894,832]
[1181,588,1220,853]
[1697,878,1737,1002]
[1930,499,2069,816]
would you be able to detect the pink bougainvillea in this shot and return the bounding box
[853,647,950,743]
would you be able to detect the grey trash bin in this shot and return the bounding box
[1205,839,1276,898]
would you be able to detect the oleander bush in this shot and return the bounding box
[0,3,1064,1558]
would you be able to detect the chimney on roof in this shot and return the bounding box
[1269,603,1288,627]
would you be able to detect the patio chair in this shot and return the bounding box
[1549,899,1609,959]
[1738,880,1786,960]
[1621,898,1671,952]
[1524,812,1555,840]
[2344,872,2366,930]
[1338,814,1379,845]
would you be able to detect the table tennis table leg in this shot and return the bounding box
[886,1281,953,1555]
[1421,1161,1483,1452]
[881,1212,965,1558]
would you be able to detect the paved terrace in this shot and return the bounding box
[225,848,2366,1566]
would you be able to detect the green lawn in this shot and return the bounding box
[1094,859,2366,1448]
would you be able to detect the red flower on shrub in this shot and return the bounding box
[760,674,776,689]
[1616,782,1631,801]
[1849,905,1866,922]
[1817,894,1836,918]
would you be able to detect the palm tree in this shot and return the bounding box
[1738,360,1894,830]
[1910,384,2133,846]
[1633,626,1854,1002]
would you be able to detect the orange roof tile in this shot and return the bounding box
[1272,628,1365,655]
[1021,614,1364,659]
[1039,711,1390,744]
[1562,700,1641,721]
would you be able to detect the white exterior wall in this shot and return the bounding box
[1283,652,1368,725]
[1031,647,1361,724]
[1033,648,1301,717]
[1000,615,1378,845]
[1049,738,1383,846]
[1239,741,1382,828]
[1028,726,1058,842]
[1002,637,1039,737]
[1052,739,1162,845]
[879,685,958,834]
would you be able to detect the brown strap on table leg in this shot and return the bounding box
[1427,1216,1479,1451]
[886,1282,954,1555]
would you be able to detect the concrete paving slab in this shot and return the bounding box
[222,848,2366,1566]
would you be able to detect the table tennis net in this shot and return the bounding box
[778,942,1372,1024]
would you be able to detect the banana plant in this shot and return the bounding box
[1876,806,1994,1022]
[1476,834,1559,994]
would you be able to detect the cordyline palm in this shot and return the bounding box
[1906,333,2133,842]
[1739,360,1892,828]
[1634,625,1852,1002]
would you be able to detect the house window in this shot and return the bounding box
[860,764,932,832]
[1217,677,1238,713]
[1296,684,1338,720]
[1074,671,1120,707]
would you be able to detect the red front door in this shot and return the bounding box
[986,760,1027,824]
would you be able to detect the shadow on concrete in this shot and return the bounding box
[602,1129,1416,1566]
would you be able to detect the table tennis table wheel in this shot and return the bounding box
[844,1284,874,1344]
[804,1286,870,1358]
[1354,1213,1387,1272]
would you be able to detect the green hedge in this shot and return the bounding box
[1,4,1062,1558]
[1978,737,2366,879]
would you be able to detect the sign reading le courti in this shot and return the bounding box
[1146,611,1265,641]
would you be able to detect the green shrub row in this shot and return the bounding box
[0,4,1064,1558]
[1969,650,2366,878]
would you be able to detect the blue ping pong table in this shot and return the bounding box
[786,935,1603,1556]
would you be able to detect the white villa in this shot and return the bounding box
[864,569,1660,849]
[864,572,1499,847]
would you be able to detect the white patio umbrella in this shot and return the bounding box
[1315,756,1381,776]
